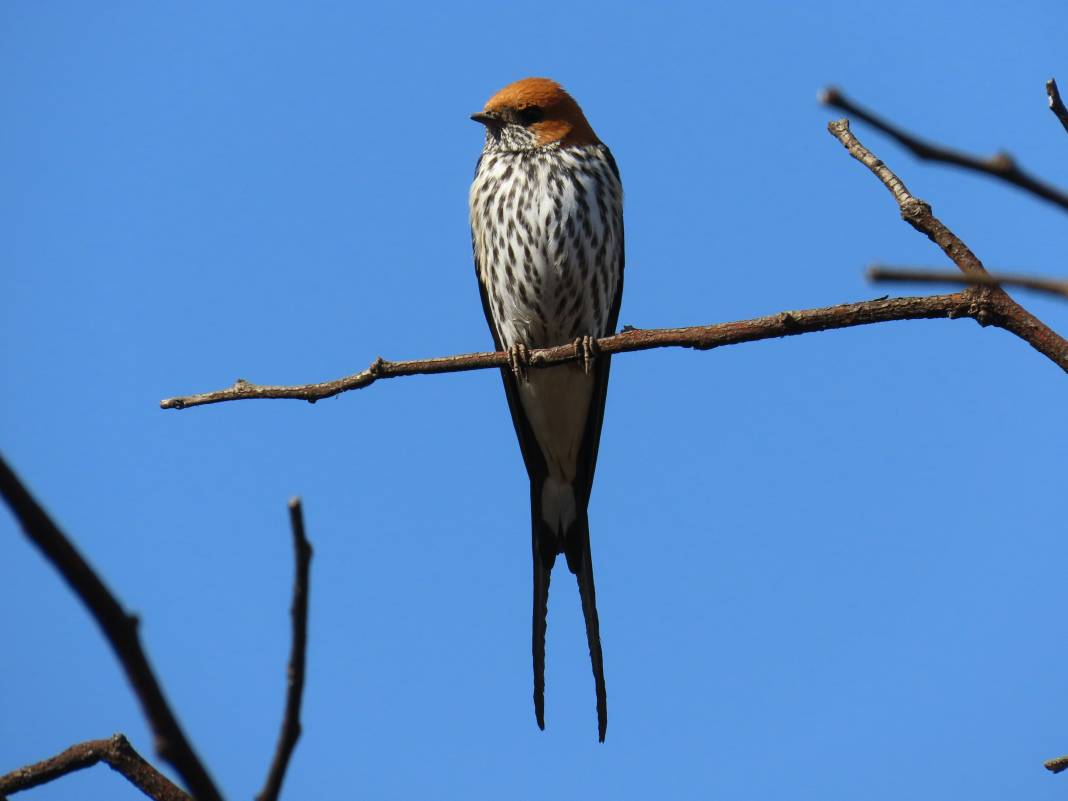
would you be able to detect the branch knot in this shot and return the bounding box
[899,197,932,223]
[777,311,799,332]
[989,151,1016,172]
[967,287,998,327]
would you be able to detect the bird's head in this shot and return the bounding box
[471,77,600,153]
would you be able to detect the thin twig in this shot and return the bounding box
[159,293,1018,409]
[829,118,1068,371]
[1047,78,1068,136]
[256,499,313,801]
[868,266,1068,300]
[0,734,191,801]
[0,456,222,801]
[1046,754,1068,774]
[820,86,1068,212]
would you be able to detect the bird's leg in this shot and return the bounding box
[573,335,599,375]
[508,343,530,382]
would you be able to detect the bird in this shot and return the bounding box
[468,77,624,742]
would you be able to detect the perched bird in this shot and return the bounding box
[469,77,624,742]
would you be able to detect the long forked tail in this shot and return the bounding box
[531,489,607,742]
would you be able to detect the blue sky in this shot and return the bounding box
[3,2,1068,799]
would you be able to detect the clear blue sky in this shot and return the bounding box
[3,2,1068,799]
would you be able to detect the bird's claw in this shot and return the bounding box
[573,335,599,374]
[508,343,530,382]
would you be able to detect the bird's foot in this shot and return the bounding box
[508,343,530,382]
[573,335,599,375]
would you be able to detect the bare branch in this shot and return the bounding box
[0,456,222,801]
[153,295,993,408]
[820,86,1068,212]
[0,734,190,801]
[868,266,1068,300]
[256,499,313,801]
[1046,754,1068,774]
[1047,78,1068,136]
[158,289,1064,411]
[829,118,1068,370]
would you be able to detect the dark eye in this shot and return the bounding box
[515,106,544,125]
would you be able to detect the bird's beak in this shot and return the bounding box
[470,111,501,127]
